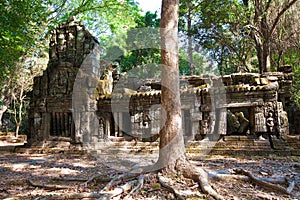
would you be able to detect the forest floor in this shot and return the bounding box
[0,149,299,200]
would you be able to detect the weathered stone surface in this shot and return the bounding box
[29,18,297,147]
[29,17,100,144]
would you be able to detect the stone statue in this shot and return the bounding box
[236,112,249,134]
[266,112,274,133]
[95,66,113,98]
[266,112,275,149]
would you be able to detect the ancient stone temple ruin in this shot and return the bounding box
[28,19,294,145]
[28,18,100,143]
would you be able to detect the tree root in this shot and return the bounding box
[100,180,135,199]
[237,169,293,195]
[45,193,102,199]
[28,179,73,190]
[124,174,145,200]
[175,157,225,200]
[207,170,289,184]
[100,172,142,192]
[81,174,112,186]
[158,173,185,200]
[287,180,295,193]
[52,177,88,182]
[29,158,296,199]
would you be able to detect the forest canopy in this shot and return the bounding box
[0,0,300,132]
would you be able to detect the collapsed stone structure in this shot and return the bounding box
[28,19,295,145]
[29,18,100,143]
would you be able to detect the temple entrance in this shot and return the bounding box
[227,107,254,135]
[50,112,75,138]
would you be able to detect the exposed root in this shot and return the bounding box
[124,174,145,200]
[207,170,288,184]
[45,192,101,199]
[287,180,295,193]
[175,157,225,200]
[28,179,73,190]
[100,172,142,192]
[237,169,291,195]
[82,174,112,186]
[100,180,135,199]
[207,171,249,181]
[158,173,185,200]
[31,157,296,200]
[52,177,88,182]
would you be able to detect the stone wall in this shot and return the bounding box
[29,19,296,145]
[28,17,100,144]
[97,72,291,142]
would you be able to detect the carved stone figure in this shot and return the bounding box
[236,112,249,134]
[255,107,267,133]
[227,110,240,134]
[49,70,68,95]
[266,112,275,149]
[266,112,274,133]
[95,66,113,99]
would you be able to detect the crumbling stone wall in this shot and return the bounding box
[28,17,100,144]
[96,72,291,142]
[29,19,296,145]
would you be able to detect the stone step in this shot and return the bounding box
[15,147,86,154]
[9,135,300,156]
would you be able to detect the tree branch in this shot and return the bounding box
[270,0,299,35]
[264,0,272,13]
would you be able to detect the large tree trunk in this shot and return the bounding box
[157,0,186,168]
[155,2,223,199]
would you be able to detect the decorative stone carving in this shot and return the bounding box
[255,106,267,132]
[29,17,295,146]
[28,17,100,143]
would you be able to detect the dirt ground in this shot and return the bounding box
[0,150,299,200]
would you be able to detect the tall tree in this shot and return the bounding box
[0,0,48,126]
[157,0,223,199]
[179,0,299,74]
[247,0,299,73]
[158,0,185,167]
[179,0,201,75]
[182,0,256,75]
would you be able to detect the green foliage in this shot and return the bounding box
[179,0,299,75]
[289,50,300,108]
[0,0,140,133]
[192,0,256,74]
[292,85,300,109]
[0,0,47,87]
[111,11,161,76]
[179,49,206,75]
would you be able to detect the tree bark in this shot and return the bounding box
[156,2,223,199]
[0,105,7,127]
[252,0,299,73]
[157,0,185,168]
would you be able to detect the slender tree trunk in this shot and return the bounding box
[157,0,185,168]
[13,85,24,137]
[187,2,194,75]
[261,15,271,73]
[0,105,7,127]
[277,50,283,71]
[253,0,272,74]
